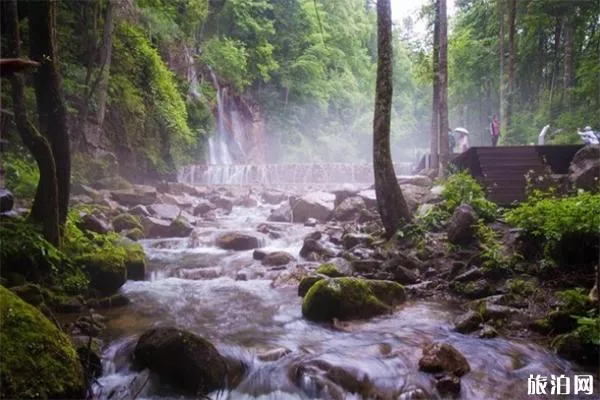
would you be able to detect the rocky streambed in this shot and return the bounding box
[81,179,594,400]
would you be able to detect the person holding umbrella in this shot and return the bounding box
[454,127,470,152]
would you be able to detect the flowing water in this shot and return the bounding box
[94,201,591,400]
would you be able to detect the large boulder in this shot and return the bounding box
[331,185,360,208]
[193,199,216,216]
[216,232,261,250]
[400,184,430,213]
[418,342,470,377]
[291,191,335,223]
[78,213,110,234]
[134,327,228,395]
[149,203,181,220]
[357,190,377,208]
[141,216,192,238]
[299,238,336,260]
[397,175,433,187]
[123,242,147,281]
[0,188,15,212]
[262,251,295,266]
[447,204,477,245]
[332,196,366,221]
[0,286,85,399]
[569,145,600,192]
[302,277,405,322]
[209,195,234,213]
[267,202,292,222]
[261,190,287,204]
[79,252,127,295]
[111,186,157,206]
[112,213,143,232]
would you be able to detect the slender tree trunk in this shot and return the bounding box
[3,0,60,247]
[437,0,449,175]
[96,0,115,126]
[563,14,574,91]
[498,0,505,138]
[373,0,411,238]
[505,0,516,137]
[430,2,440,170]
[28,0,71,230]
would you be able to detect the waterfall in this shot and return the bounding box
[208,70,234,166]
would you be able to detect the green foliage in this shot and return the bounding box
[441,171,498,221]
[555,288,591,313]
[574,313,600,346]
[507,278,536,296]
[0,286,85,399]
[1,152,39,200]
[315,263,345,278]
[505,191,600,261]
[201,38,249,91]
[475,222,512,271]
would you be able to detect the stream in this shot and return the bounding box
[95,200,584,400]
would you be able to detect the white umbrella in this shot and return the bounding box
[454,127,469,135]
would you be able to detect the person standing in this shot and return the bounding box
[490,114,500,146]
[454,127,470,152]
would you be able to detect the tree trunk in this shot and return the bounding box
[563,14,574,90]
[28,0,71,230]
[498,0,505,138]
[3,0,60,247]
[430,1,440,170]
[95,0,115,126]
[505,0,516,137]
[437,0,449,175]
[373,0,411,238]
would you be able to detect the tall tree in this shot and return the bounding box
[373,0,411,238]
[563,13,574,91]
[498,0,505,136]
[2,0,60,247]
[437,0,449,175]
[28,0,72,230]
[506,0,516,136]
[430,0,440,170]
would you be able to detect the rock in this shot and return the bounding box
[10,283,47,307]
[0,286,85,399]
[88,293,130,309]
[447,204,477,245]
[381,253,424,272]
[262,251,295,266]
[148,203,181,220]
[209,195,234,213]
[397,175,433,187]
[71,335,103,379]
[342,233,373,250]
[357,189,377,208]
[552,331,599,365]
[80,253,127,295]
[331,185,360,208]
[291,191,335,223]
[435,375,461,396]
[110,186,157,206]
[390,265,419,285]
[141,216,192,238]
[304,217,318,227]
[216,232,261,250]
[267,202,292,222]
[159,193,195,209]
[129,205,151,217]
[253,249,267,260]
[74,315,106,337]
[305,230,322,241]
[478,325,498,338]
[261,190,287,204]
[351,259,382,274]
[134,327,228,394]
[112,213,143,232]
[302,278,405,322]
[400,184,430,213]
[257,347,292,362]
[453,267,484,283]
[193,199,216,216]
[332,196,366,221]
[298,276,325,297]
[418,342,470,377]
[93,176,133,190]
[78,213,110,234]
[156,181,200,196]
[124,243,146,280]
[451,279,493,299]
[454,310,483,334]
[315,263,346,277]
[300,238,336,260]
[0,188,15,212]
[569,144,600,192]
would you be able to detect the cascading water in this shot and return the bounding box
[209,70,234,166]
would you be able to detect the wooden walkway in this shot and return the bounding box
[450,145,582,206]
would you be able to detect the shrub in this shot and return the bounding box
[1,152,39,200]
[441,171,498,221]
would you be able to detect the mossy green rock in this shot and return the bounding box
[0,286,85,399]
[79,252,127,295]
[112,213,143,232]
[124,243,147,280]
[298,276,325,297]
[302,277,405,322]
[315,263,345,277]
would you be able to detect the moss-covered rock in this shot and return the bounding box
[552,331,599,365]
[298,276,325,297]
[315,263,345,277]
[112,213,143,232]
[124,242,146,280]
[125,227,145,241]
[134,327,228,395]
[0,286,85,399]
[78,251,127,295]
[302,278,405,322]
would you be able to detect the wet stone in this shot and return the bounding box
[454,310,483,334]
[435,374,461,396]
